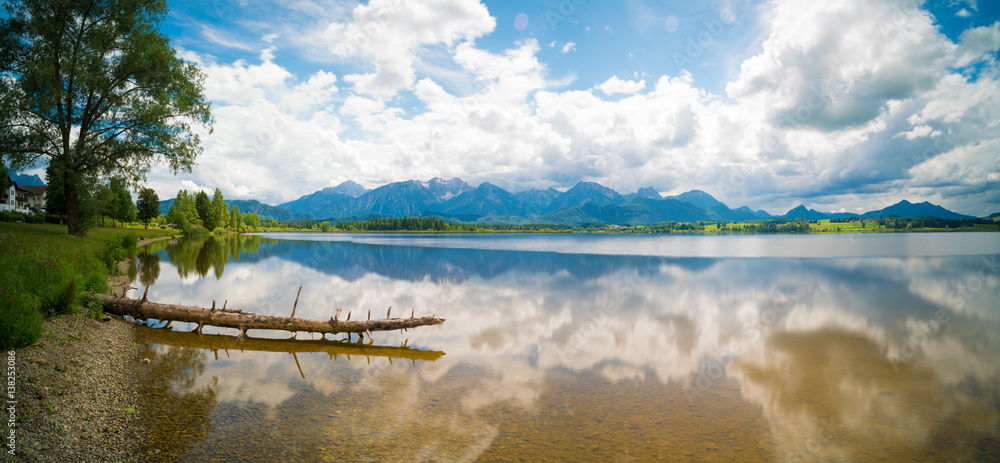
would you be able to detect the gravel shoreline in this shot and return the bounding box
[8,235,179,463]
[10,314,144,463]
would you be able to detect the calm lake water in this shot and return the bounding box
[127,232,1000,462]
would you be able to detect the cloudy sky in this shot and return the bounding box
[132,0,999,215]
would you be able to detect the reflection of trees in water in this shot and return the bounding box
[136,248,161,287]
[137,343,218,461]
[156,235,264,279]
[149,234,718,284]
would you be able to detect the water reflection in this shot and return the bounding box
[138,343,217,461]
[132,234,1000,462]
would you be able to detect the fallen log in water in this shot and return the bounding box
[85,288,445,341]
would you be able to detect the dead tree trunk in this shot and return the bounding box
[85,291,444,340]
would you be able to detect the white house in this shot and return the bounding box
[22,185,46,212]
[1,176,45,214]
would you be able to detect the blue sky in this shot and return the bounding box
[118,0,1000,215]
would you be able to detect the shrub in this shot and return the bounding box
[0,212,25,222]
[82,271,108,294]
[99,233,135,274]
[121,233,138,255]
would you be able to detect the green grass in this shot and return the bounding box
[0,223,173,349]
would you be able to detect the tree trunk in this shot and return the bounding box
[65,172,83,236]
[85,292,445,339]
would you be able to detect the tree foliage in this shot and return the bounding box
[208,188,227,230]
[243,212,260,231]
[108,178,135,225]
[229,204,241,231]
[0,0,213,235]
[43,163,65,216]
[195,190,210,225]
[136,187,158,229]
[166,189,197,229]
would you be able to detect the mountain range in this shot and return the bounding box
[251,178,979,225]
[8,172,45,186]
[20,172,979,224]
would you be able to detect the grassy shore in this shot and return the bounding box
[0,223,176,349]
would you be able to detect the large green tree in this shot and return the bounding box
[0,0,212,235]
[243,212,259,231]
[108,177,135,226]
[94,182,114,227]
[165,189,196,228]
[194,190,209,225]
[228,204,241,231]
[136,187,158,229]
[207,188,227,230]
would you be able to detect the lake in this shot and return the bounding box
[126,232,1000,462]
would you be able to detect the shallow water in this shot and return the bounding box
[128,233,1000,462]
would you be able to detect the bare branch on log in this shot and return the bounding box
[291,286,302,318]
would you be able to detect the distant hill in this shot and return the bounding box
[706,204,759,222]
[228,200,313,221]
[514,187,562,206]
[544,181,624,214]
[664,190,725,210]
[279,182,360,218]
[733,205,774,219]
[9,172,44,186]
[443,182,531,217]
[624,186,661,201]
[861,200,976,220]
[536,198,710,226]
[281,178,474,219]
[329,180,368,198]
[782,205,831,220]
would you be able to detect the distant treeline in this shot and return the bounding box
[336,217,473,231]
[243,215,997,234]
[256,217,572,232]
[833,216,996,229]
